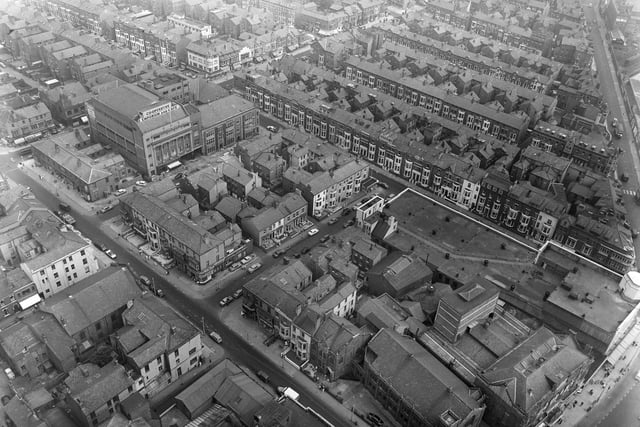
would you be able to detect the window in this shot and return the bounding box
[83,258,88,265]
[144,365,150,373]
[189,347,197,355]
[566,237,577,248]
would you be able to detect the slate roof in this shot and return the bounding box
[120,297,200,368]
[32,139,112,184]
[121,192,225,256]
[480,327,591,414]
[214,372,272,426]
[367,329,484,424]
[39,267,141,336]
[66,363,133,415]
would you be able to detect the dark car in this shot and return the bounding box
[342,208,352,216]
[328,217,339,225]
[257,370,270,383]
[621,173,629,183]
[263,334,277,346]
[320,235,330,243]
[343,219,355,228]
[272,249,286,258]
[301,247,311,254]
[366,413,384,427]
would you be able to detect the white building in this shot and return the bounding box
[20,228,99,298]
[167,15,212,39]
[116,298,203,395]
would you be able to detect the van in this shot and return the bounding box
[209,331,222,344]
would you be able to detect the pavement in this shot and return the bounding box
[559,322,640,426]
[20,154,395,426]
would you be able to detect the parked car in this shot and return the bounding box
[247,263,262,273]
[104,249,117,259]
[343,219,355,228]
[62,213,76,225]
[301,247,311,254]
[154,288,165,298]
[229,262,242,272]
[328,217,339,225]
[139,276,151,287]
[95,242,106,251]
[632,229,639,239]
[232,289,243,299]
[99,205,113,214]
[209,331,223,343]
[266,125,277,132]
[219,296,234,307]
[272,249,286,258]
[342,208,352,216]
[320,235,330,243]
[612,118,619,127]
[621,173,630,183]
[378,181,390,189]
[307,228,319,236]
[240,255,253,265]
[58,202,71,212]
[366,412,384,426]
[3,368,14,380]
[257,370,270,383]
[135,180,147,186]
[263,334,277,346]
[114,188,127,196]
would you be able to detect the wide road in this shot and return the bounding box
[1,153,355,427]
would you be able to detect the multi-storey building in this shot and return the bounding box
[119,192,244,284]
[19,222,99,298]
[167,14,212,39]
[241,192,307,248]
[0,102,54,141]
[344,57,529,144]
[32,136,129,201]
[477,327,592,427]
[70,53,114,84]
[256,0,298,26]
[375,25,559,93]
[47,45,88,82]
[65,363,134,427]
[363,329,486,427]
[87,83,200,177]
[198,94,259,155]
[310,314,371,381]
[115,297,202,395]
[137,73,191,104]
[37,0,103,34]
[529,121,617,175]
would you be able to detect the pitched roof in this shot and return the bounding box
[480,327,591,414]
[121,192,226,255]
[32,139,112,184]
[175,359,242,415]
[66,363,133,414]
[39,267,141,336]
[367,329,483,424]
[120,298,200,368]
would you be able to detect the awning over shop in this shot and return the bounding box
[19,294,42,310]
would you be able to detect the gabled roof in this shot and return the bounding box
[480,327,591,414]
[367,329,483,424]
[214,371,272,425]
[39,267,141,336]
[66,363,133,414]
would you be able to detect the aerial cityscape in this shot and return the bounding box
[0,0,639,426]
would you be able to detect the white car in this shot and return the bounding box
[4,367,14,380]
[266,125,277,132]
[241,255,253,265]
[114,188,127,196]
[308,228,319,236]
[104,249,117,259]
[135,180,147,186]
[219,296,234,307]
[247,263,262,273]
